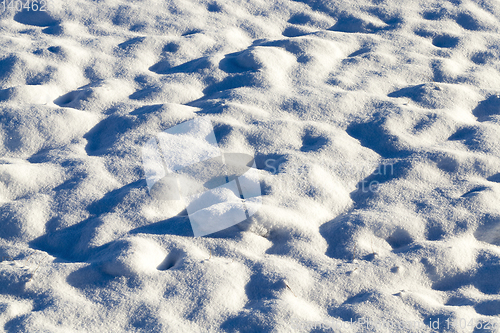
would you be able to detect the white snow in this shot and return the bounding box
[1,0,500,331]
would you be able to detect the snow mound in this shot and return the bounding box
[100,237,166,276]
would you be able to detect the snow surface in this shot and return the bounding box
[1,0,500,331]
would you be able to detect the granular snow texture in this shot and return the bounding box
[1,0,500,332]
